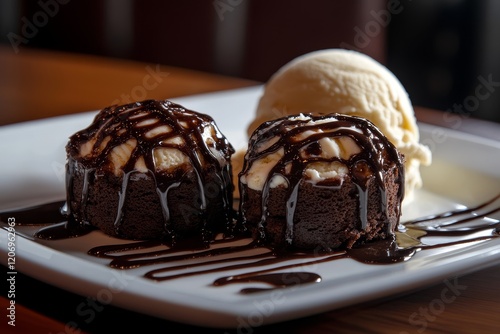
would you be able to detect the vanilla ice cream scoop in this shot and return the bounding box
[247,49,431,202]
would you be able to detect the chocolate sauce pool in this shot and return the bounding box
[1,195,499,294]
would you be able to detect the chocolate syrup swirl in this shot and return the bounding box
[238,114,405,244]
[65,100,234,242]
[1,195,499,294]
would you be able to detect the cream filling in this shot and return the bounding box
[241,115,362,191]
[78,116,227,176]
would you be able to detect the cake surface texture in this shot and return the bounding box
[65,99,234,243]
[239,113,405,251]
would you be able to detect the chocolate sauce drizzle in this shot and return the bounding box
[1,194,499,294]
[65,100,234,242]
[238,114,405,243]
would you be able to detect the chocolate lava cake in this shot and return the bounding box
[238,114,405,251]
[65,99,234,243]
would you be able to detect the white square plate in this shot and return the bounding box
[1,86,500,328]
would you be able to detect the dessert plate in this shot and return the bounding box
[1,86,500,328]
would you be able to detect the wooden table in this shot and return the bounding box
[1,46,500,334]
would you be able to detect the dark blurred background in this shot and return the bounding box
[1,0,499,123]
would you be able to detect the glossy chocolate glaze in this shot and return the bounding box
[65,100,234,242]
[214,272,322,294]
[1,195,498,294]
[0,201,94,240]
[238,114,405,244]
